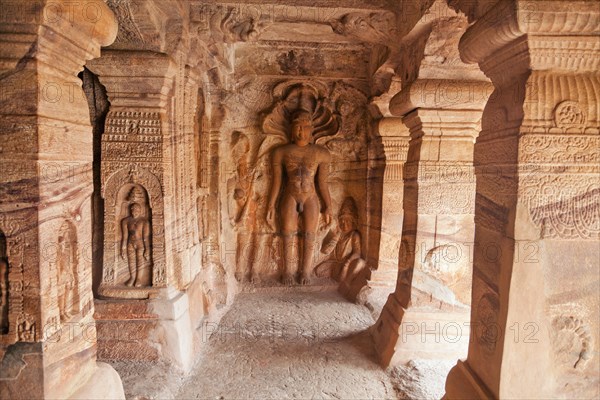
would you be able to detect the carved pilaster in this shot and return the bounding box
[373,88,489,365]
[369,118,410,286]
[371,2,494,367]
[87,50,176,298]
[86,50,200,371]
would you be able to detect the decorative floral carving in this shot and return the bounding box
[331,12,398,44]
[554,101,587,128]
[522,175,600,239]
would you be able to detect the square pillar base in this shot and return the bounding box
[443,360,495,400]
[0,343,124,399]
[94,287,195,371]
[373,294,470,367]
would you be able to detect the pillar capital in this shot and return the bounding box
[402,108,485,141]
[378,118,411,163]
[86,50,177,110]
[390,79,493,117]
[0,0,117,76]
[458,0,600,84]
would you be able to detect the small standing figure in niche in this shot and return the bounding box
[120,203,152,287]
[57,224,76,321]
[0,253,8,334]
[315,197,366,287]
[227,131,258,282]
[267,110,333,285]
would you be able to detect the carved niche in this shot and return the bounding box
[100,166,166,298]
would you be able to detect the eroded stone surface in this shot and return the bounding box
[176,289,395,400]
[390,359,454,400]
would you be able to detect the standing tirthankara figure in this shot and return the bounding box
[56,222,78,322]
[120,203,153,287]
[227,131,258,282]
[267,110,333,285]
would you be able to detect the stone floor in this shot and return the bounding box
[176,288,395,399]
[113,286,452,399]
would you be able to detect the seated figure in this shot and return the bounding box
[315,197,367,289]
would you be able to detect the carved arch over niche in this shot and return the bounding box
[100,165,166,297]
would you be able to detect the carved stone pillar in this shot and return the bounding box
[0,1,124,398]
[86,50,199,371]
[369,118,410,287]
[371,2,494,366]
[89,50,176,298]
[372,78,491,367]
[444,1,600,399]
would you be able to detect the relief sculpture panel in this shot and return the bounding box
[266,109,334,285]
[56,221,79,322]
[100,166,166,299]
[226,80,370,286]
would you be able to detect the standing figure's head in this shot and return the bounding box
[127,186,146,204]
[338,197,359,233]
[129,203,143,218]
[290,110,313,146]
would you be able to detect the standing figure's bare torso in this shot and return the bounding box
[276,143,330,214]
[126,217,147,248]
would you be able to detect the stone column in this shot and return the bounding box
[0,1,124,398]
[372,79,491,367]
[369,118,410,288]
[444,1,600,399]
[86,50,197,371]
